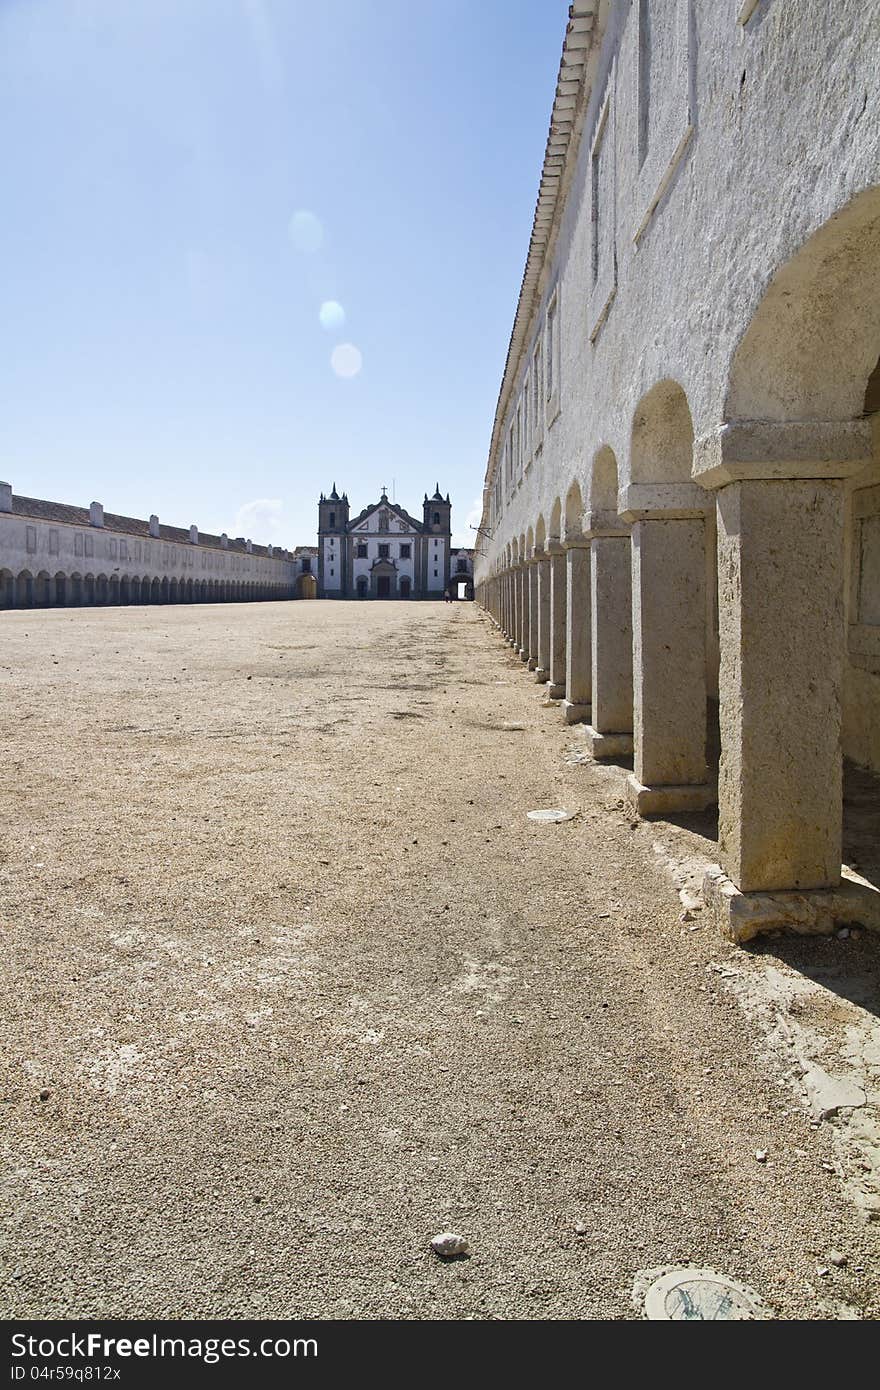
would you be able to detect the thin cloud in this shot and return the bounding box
[234,497,286,543]
[452,495,482,549]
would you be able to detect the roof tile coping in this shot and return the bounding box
[9,493,290,560]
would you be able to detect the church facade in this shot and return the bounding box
[317,486,452,599]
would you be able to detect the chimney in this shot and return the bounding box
[246,539,253,554]
[149,514,160,538]
[189,524,198,544]
[89,501,104,527]
[0,482,12,512]
[221,533,228,549]
[267,544,273,558]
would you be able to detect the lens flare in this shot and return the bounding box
[288,210,323,253]
[330,343,362,378]
[319,300,346,330]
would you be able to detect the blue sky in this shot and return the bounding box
[0,0,568,548]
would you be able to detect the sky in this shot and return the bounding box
[0,0,569,549]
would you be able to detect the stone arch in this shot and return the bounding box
[130,576,141,604]
[535,515,546,551]
[151,577,161,603]
[16,570,34,607]
[108,574,120,605]
[0,569,14,607]
[295,573,317,599]
[726,185,880,422]
[160,576,169,604]
[549,497,562,543]
[631,381,694,484]
[169,578,179,604]
[34,571,51,606]
[96,574,109,604]
[53,572,66,606]
[84,574,95,605]
[120,575,130,604]
[564,480,584,541]
[707,187,880,900]
[526,524,534,557]
[70,573,83,605]
[589,445,618,512]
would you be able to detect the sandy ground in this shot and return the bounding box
[1,599,878,1320]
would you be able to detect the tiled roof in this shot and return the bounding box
[10,494,291,560]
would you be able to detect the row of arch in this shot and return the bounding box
[0,570,290,608]
[477,186,880,931]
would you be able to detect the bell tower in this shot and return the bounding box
[318,484,349,598]
[318,483,349,535]
[422,484,451,596]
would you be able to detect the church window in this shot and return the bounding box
[434,568,438,577]
[26,526,36,553]
[379,510,389,531]
[356,543,367,558]
[378,543,390,559]
[49,529,59,555]
[75,534,83,557]
[433,511,440,525]
[329,511,335,526]
[85,535,94,558]
[330,567,334,577]
[400,543,411,559]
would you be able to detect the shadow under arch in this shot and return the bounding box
[725,185,880,422]
[631,379,694,484]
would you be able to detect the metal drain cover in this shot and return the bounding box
[635,1267,770,1320]
[526,808,576,823]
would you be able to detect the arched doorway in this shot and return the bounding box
[295,573,318,599]
[370,559,397,599]
[356,575,368,599]
[16,571,34,607]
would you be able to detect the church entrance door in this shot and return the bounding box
[377,575,391,599]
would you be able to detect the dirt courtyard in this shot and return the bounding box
[1,599,879,1319]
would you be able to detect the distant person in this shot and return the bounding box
[444,587,452,603]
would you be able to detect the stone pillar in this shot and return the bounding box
[586,530,633,758]
[547,542,566,699]
[518,565,529,661]
[691,418,872,920]
[535,554,551,683]
[716,481,847,891]
[563,538,591,723]
[526,560,539,669]
[619,484,712,814]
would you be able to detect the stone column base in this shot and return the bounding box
[547,682,565,699]
[626,775,715,817]
[563,700,591,725]
[586,726,633,758]
[534,666,549,683]
[702,864,880,944]
[519,648,529,662]
[527,657,538,671]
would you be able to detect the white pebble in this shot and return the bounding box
[431,1231,469,1259]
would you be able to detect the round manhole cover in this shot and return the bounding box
[526,808,576,823]
[638,1267,769,1321]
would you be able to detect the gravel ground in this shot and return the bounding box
[1,600,878,1320]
